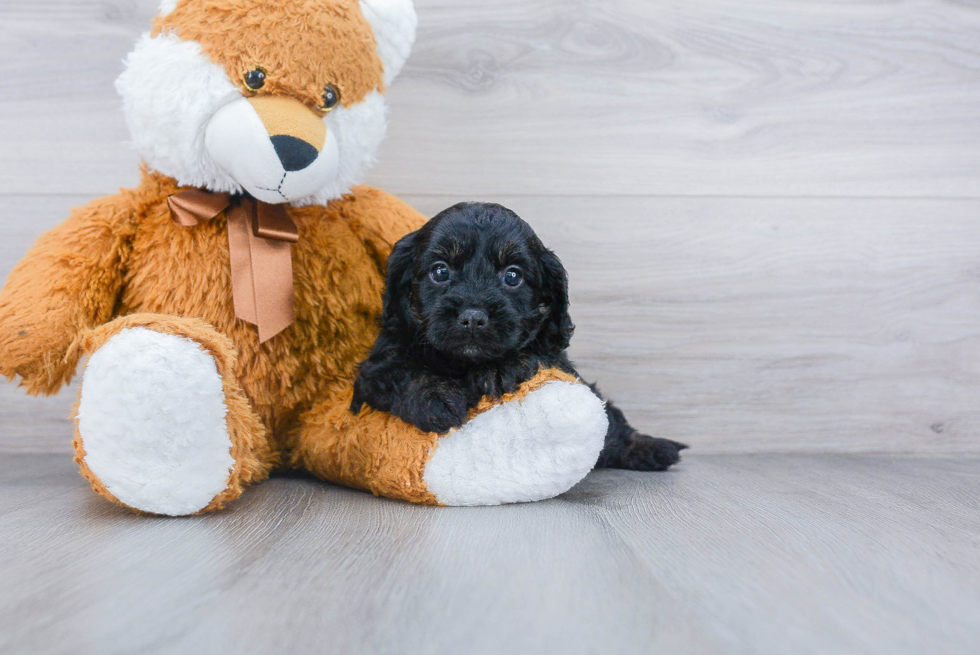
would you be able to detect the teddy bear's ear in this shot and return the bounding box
[359,0,418,87]
[157,0,178,16]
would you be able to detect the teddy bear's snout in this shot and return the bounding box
[204,94,340,204]
[250,95,327,172]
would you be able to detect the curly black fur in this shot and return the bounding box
[351,202,687,471]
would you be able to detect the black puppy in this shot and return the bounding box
[351,202,687,471]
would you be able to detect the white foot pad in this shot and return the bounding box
[423,381,608,506]
[77,327,234,516]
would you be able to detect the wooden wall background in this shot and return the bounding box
[1,0,979,455]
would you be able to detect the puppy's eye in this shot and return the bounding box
[503,267,524,288]
[430,262,451,284]
[243,67,267,92]
[318,84,341,113]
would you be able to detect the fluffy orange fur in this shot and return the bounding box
[0,170,424,457]
[153,0,385,110]
[0,171,591,511]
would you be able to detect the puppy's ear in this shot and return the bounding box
[381,231,418,331]
[535,248,575,353]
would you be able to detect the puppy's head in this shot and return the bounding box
[383,203,574,362]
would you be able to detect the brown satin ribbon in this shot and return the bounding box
[167,190,299,343]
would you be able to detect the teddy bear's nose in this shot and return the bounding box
[271,135,319,172]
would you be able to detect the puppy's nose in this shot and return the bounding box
[271,135,319,172]
[458,308,489,333]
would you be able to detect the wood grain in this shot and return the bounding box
[1,453,977,654]
[4,194,980,454]
[1,0,979,197]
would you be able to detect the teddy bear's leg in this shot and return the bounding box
[72,314,276,516]
[293,370,608,506]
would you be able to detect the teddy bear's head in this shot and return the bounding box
[117,0,416,206]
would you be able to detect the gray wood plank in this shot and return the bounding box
[582,454,980,655]
[2,0,980,197]
[0,381,76,452]
[0,453,977,654]
[0,1,150,195]
[3,194,980,455]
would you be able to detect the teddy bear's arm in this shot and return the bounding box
[342,186,429,274]
[0,192,136,395]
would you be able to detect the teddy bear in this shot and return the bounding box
[0,0,610,515]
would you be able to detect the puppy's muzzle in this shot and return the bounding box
[249,96,327,172]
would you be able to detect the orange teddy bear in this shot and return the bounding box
[0,0,608,515]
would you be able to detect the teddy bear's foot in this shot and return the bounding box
[73,316,274,516]
[422,379,608,506]
[75,327,234,515]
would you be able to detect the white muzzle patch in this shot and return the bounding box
[204,97,340,205]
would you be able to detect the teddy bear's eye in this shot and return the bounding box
[319,84,341,113]
[243,68,267,92]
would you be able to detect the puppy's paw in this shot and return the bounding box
[398,389,469,434]
[620,435,688,471]
[415,405,466,434]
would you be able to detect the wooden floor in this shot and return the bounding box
[1,452,977,655]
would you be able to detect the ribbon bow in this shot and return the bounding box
[167,189,299,343]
